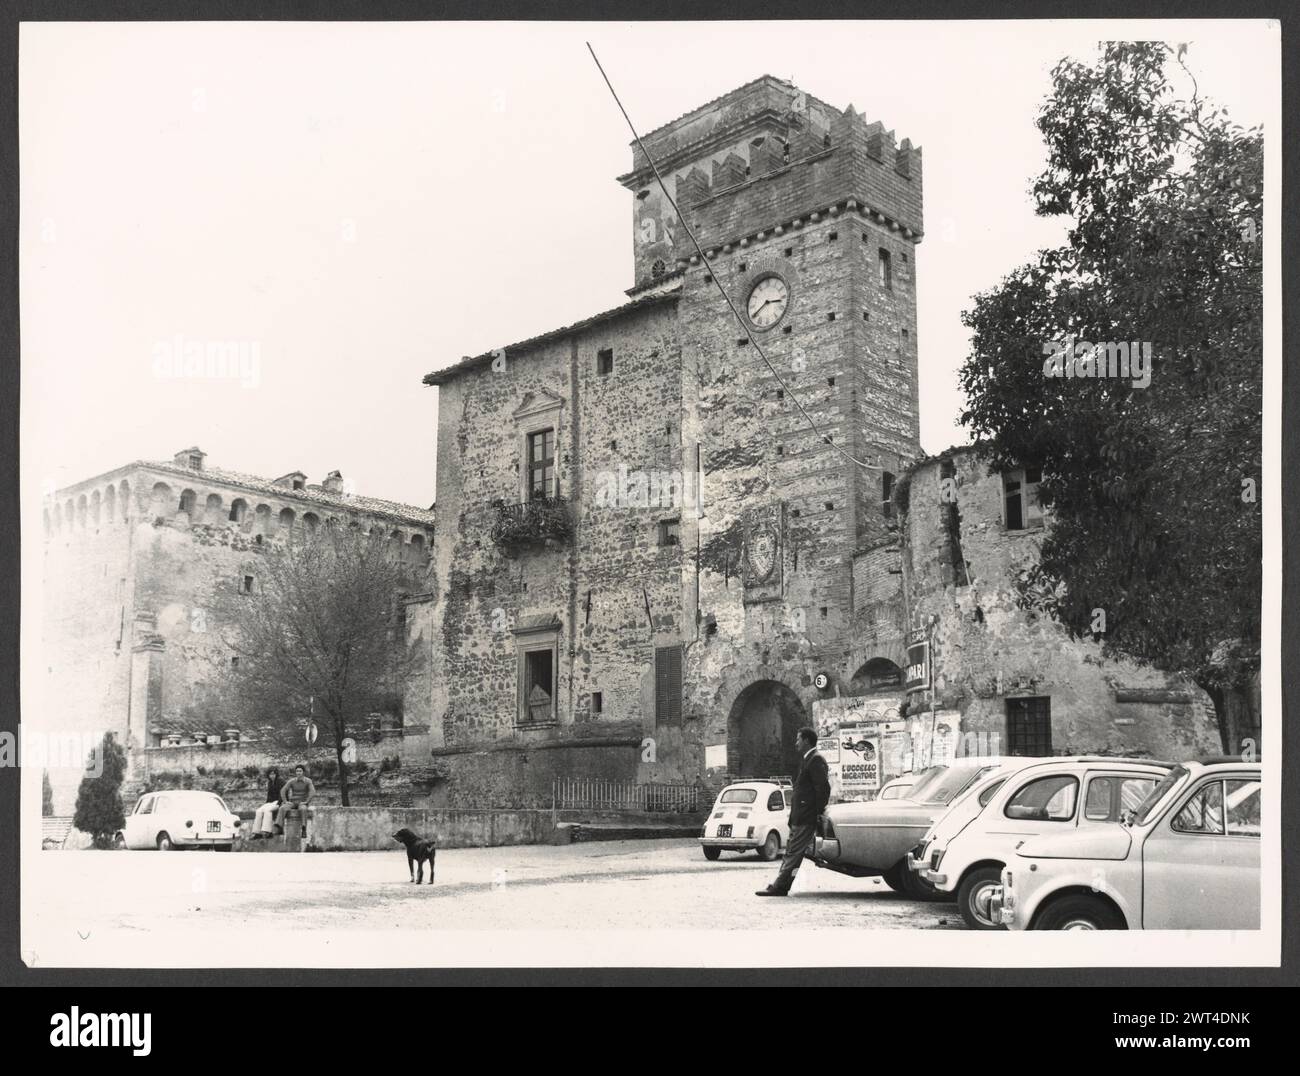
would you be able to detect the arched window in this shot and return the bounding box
[149,483,172,519]
[119,481,131,521]
[254,504,273,535]
[65,499,74,528]
[229,498,248,524]
[302,512,319,532]
[178,489,197,516]
[105,485,116,523]
[410,533,425,552]
[205,493,223,525]
[279,507,296,532]
[76,494,88,528]
[90,490,102,525]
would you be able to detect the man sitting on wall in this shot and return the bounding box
[274,765,316,834]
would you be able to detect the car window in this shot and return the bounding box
[135,796,154,815]
[1171,781,1225,835]
[1134,766,1188,824]
[1084,776,1158,822]
[900,766,947,801]
[720,788,757,804]
[880,783,911,801]
[1225,779,1260,837]
[1004,775,1078,822]
[766,791,784,812]
[915,767,986,805]
[978,777,1007,808]
[783,791,793,808]
[154,796,170,812]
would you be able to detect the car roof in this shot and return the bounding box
[1179,758,1261,774]
[1006,756,1174,776]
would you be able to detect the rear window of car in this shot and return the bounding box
[766,791,784,812]
[920,765,995,806]
[720,788,758,804]
[900,766,947,801]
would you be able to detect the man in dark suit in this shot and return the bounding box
[756,726,831,897]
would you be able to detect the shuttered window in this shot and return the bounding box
[654,645,683,727]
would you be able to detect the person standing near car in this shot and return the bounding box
[756,727,830,897]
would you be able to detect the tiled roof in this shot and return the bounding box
[136,459,436,527]
[636,74,794,144]
[423,287,680,388]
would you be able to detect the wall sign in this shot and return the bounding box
[904,627,931,693]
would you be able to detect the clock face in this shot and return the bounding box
[747,275,790,330]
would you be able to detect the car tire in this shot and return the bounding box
[957,867,1006,930]
[1034,894,1125,930]
[702,846,721,861]
[898,859,947,902]
[880,861,909,893]
[757,831,781,862]
[113,832,126,850]
[156,832,174,851]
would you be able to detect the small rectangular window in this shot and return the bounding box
[591,691,604,715]
[522,647,555,724]
[597,348,614,375]
[828,231,838,241]
[878,248,892,289]
[1005,697,1052,756]
[654,645,683,727]
[657,518,680,547]
[882,471,895,519]
[1003,468,1043,530]
[527,429,556,501]
[243,575,254,593]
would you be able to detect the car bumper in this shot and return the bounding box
[988,885,1020,927]
[174,834,236,846]
[700,837,762,850]
[813,836,840,862]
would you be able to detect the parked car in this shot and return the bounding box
[991,759,1261,930]
[115,790,242,851]
[912,757,1169,929]
[813,757,1043,900]
[700,779,791,861]
[877,768,940,801]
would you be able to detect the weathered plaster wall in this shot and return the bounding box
[899,450,1221,759]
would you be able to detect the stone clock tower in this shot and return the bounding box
[618,76,924,779]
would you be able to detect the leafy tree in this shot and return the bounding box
[226,526,419,805]
[958,42,1262,752]
[72,733,127,848]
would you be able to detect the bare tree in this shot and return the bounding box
[226,525,419,805]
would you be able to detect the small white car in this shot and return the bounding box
[700,779,791,861]
[913,757,1169,929]
[116,790,242,851]
[991,759,1261,930]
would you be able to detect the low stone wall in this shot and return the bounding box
[305,806,566,850]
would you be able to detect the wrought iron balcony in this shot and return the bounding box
[489,495,573,557]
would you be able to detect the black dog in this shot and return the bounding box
[392,827,437,885]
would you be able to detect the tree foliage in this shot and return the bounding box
[957,43,1262,750]
[72,733,127,848]
[226,526,421,805]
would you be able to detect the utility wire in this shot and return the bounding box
[587,42,878,472]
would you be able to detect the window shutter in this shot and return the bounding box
[654,645,683,727]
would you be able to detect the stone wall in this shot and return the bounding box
[898,449,1221,759]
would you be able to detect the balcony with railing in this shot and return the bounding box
[489,495,574,557]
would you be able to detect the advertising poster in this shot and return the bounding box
[838,726,881,794]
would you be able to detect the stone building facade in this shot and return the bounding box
[892,447,1221,761]
[38,447,435,813]
[422,76,930,805]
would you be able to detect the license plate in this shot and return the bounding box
[717,825,732,838]
[207,821,221,833]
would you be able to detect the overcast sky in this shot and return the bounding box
[20,20,1277,508]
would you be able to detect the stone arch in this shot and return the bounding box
[205,493,224,525]
[105,484,116,523]
[726,677,809,780]
[410,532,425,552]
[149,482,172,519]
[76,494,88,528]
[119,481,131,521]
[229,498,248,525]
[302,512,320,532]
[278,506,296,533]
[849,656,905,696]
[178,488,197,518]
[90,489,102,525]
[253,503,274,535]
[64,498,74,529]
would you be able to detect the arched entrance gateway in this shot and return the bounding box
[727,680,808,780]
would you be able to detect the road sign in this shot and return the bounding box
[305,722,318,745]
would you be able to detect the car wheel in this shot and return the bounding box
[1035,894,1125,930]
[957,867,1006,930]
[757,831,781,861]
[112,832,126,850]
[898,859,947,902]
[156,832,174,851]
[702,846,721,861]
[880,861,909,893]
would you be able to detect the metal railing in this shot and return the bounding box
[552,777,702,814]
